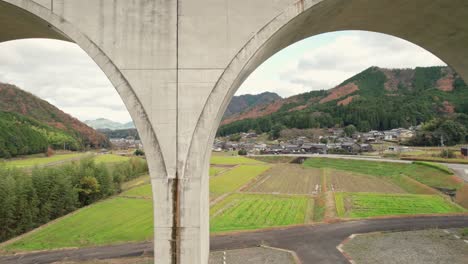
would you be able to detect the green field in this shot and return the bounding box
[210,193,312,232]
[304,158,462,190]
[3,153,89,168]
[121,175,151,191]
[209,167,225,176]
[121,184,152,198]
[210,155,262,165]
[94,154,132,163]
[335,192,465,218]
[210,165,271,198]
[3,197,153,252]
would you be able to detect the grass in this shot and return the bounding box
[3,197,153,252]
[335,192,465,218]
[412,161,453,174]
[304,158,463,190]
[210,193,311,232]
[210,165,271,198]
[210,155,262,165]
[3,153,88,168]
[120,175,151,191]
[94,154,131,163]
[120,184,152,198]
[209,167,225,176]
[462,228,468,238]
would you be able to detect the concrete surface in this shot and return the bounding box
[1,1,468,263]
[342,229,468,264]
[1,215,467,264]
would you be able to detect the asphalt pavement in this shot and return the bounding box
[1,215,467,264]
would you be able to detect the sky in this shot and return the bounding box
[0,31,446,123]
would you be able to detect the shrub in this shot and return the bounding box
[438,149,456,159]
[134,149,145,156]
[238,149,247,156]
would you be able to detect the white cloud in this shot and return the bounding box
[0,39,131,123]
[0,32,448,121]
[237,31,446,97]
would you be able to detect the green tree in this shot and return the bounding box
[78,176,100,206]
[344,125,357,137]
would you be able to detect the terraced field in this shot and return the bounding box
[335,192,465,218]
[246,164,322,195]
[210,193,313,232]
[304,158,463,190]
[327,169,406,193]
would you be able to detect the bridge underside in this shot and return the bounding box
[0,0,467,264]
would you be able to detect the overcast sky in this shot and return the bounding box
[0,31,445,123]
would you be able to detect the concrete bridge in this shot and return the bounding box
[0,1,467,263]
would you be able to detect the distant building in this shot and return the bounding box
[462,147,468,157]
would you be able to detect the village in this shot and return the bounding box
[214,127,468,157]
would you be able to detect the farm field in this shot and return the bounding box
[210,164,271,199]
[246,164,322,195]
[94,154,132,163]
[210,166,226,176]
[304,158,463,190]
[210,154,263,165]
[3,152,89,168]
[2,197,153,252]
[335,192,465,218]
[4,154,467,253]
[327,169,406,193]
[210,193,312,233]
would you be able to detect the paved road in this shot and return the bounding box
[445,163,468,182]
[1,215,467,264]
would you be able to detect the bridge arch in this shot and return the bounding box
[0,0,172,260]
[187,0,468,262]
[0,1,166,182]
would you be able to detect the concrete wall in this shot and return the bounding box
[0,0,467,263]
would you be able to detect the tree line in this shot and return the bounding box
[0,156,148,242]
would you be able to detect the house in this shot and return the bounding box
[399,129,415,141]
[254,143,267,151]
[307,143,328,154]
[341,142,360,154]
[359,144,373,152]
[383,131,397,141]
[327,143,341,150]
[283,144,302,153]
[462,147,468,157]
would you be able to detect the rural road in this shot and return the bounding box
[1,215,467,264]
[253,154,468,182]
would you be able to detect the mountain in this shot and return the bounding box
[0,83,109,157]
[85,118,135,130]
[223,92,281,118]
[218,66,468,136]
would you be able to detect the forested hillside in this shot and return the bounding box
[223,92,281,118]
[0,83,109,157]
[219,66,468,137]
